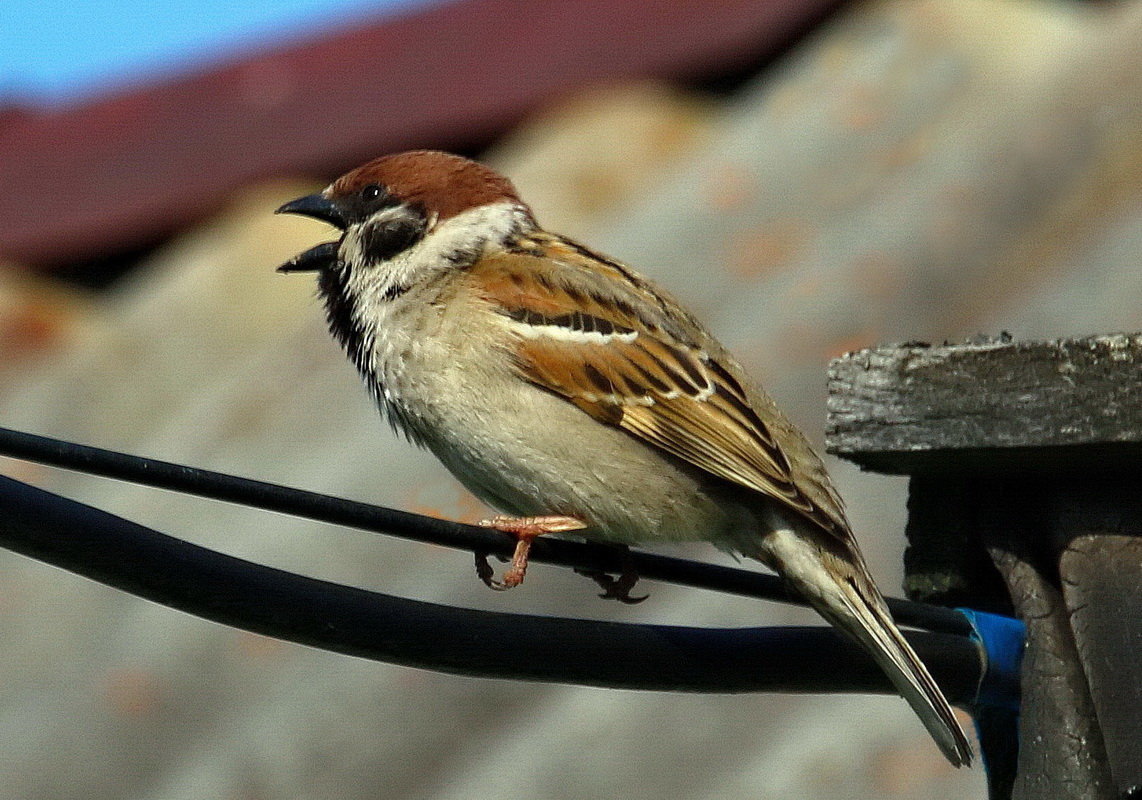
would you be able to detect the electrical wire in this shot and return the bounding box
[0,472,983,701]
[0,425,973,635]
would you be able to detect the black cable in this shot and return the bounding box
[0,473,983,702]
[0,425,972,635]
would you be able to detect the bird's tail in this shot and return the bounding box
[762,529,974,767]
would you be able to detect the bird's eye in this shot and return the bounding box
[361,184,383,201]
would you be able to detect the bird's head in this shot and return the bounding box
[275,150,532,274]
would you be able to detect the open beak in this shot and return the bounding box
[275,193,346,229]
[276,193,346,273]
[277,241,340,273]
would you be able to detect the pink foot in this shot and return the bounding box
[474,515,587,590]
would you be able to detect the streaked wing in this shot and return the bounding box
[472,235,848,538]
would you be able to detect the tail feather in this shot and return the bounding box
[761,527,974,767]
[831,574,974,767]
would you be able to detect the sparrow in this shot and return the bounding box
[276,150,973,767]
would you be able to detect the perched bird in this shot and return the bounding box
[276,150,973,766]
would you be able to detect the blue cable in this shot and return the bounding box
[957,607,1024,712]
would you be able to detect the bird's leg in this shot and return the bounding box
[474,515,587,590]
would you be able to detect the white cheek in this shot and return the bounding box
[338,225,365,266]
[337,200,530,412]
[414,201,527,261]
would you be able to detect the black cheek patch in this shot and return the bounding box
[361,213,427,263]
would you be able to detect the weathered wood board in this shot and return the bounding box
[826,333,1142,474]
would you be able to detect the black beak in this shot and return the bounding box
[276,193,347,229]
[277,240,340,273]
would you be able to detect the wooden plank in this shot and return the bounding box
[987,520,1115,800]
[826,333,1142,473]
[1061,536,1142,795]
[831,332,1142,797]
[1052,476,1142,796]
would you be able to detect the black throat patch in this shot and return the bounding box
[317,265,370,376]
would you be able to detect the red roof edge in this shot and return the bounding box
[0,0,844,270]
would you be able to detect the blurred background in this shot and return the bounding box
[1,0,1140,797]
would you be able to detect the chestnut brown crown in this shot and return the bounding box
[331,150,525,222]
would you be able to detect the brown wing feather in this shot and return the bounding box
[472,238,849,538]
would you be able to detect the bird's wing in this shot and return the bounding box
[470,235,849,538]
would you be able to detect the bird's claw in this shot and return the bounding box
[475,550,526,591]
[575,566,649,604]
